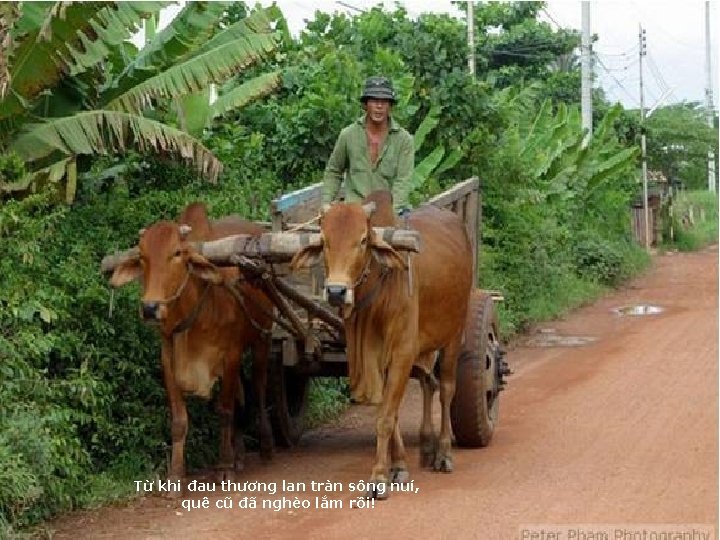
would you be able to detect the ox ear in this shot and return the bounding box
[290,241,323,271]
[111,257,142,288]
[371,237,407,271]
[188,252,223,284]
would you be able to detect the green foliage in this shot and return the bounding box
[306,378,351,429]
[0,151,25,191]
[478,91,646,332]
[668,190,719,251]
[644,103,719,190]
[572,234,649,286]
[1,2,281,200]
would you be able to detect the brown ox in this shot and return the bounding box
[110,202,274,485]
[291,192,473,498]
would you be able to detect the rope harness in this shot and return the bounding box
[223,277,275,338]
[160,267,210,337]
[351,265,392,314]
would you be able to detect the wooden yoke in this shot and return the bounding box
[100,228,421,276]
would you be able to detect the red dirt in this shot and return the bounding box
[47,246,718,540]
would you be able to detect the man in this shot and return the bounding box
[322,76,414,217]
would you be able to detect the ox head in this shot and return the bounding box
[290,202,406,308]
[110,222,222,322]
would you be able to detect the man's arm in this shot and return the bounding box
[322,129,348,206]
[391,131,415,214]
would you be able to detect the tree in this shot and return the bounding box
[0,1,282,202]
[644,102,718,190]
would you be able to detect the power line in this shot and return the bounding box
[646,51,672,94]
[486,50,562,60]
[595,54,641,106]
[335,1,365,13]
[540,7,564,30]
[595,48,639,59]
[626,0,698,50]
[597,58,638,72]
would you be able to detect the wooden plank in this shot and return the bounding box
[271,183,323,214]
[100,247,139,274]
[425,177,479,210]
[466,190,479,279]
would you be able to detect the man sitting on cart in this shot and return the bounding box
[322,76,414,218]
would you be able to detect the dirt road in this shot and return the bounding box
[49,247,718,540]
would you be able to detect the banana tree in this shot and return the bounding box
[408,104,465,204]
[1,1,283,202]
[495,86,639,209]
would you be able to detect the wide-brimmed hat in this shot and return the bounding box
[360,76,396,103]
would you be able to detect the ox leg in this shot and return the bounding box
[216,349,241,482]
[233,375,246,472]
[419,354,438,469]
[368,347,414,500]
[390,419,410,485]
[162,340,188,494]
[434,337,462,473]
[252,338,273,461]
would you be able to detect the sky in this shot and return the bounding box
[150,0,720,112]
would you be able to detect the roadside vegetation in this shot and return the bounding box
[667,190,719,251]
[0,2,716,534]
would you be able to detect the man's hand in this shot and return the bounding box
[397,207,410,229]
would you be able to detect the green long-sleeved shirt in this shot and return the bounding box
[322,114,414,212]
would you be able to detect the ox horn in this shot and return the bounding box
[362,201,376,217]
[138,228,146,237]
[179,224,192,239]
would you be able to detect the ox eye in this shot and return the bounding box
[360,235,368,247]
[173,249,182,258]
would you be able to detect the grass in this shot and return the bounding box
[306,378,351,428]
[668,190,719,251]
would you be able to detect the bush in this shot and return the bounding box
[0,163,288,532]
[306,378,351,428]
[668,190,719,251]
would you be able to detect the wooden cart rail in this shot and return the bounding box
[270,177,481,276]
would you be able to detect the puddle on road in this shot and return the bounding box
[523,329,598,348]
[612,304,664,316]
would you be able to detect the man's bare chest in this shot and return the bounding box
[366,131,387,166]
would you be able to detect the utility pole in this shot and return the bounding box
[704,1,716,192]
[467,1,475,76]
[581,2,592,146]
[639,25,650,251]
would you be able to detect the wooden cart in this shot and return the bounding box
[101,177,510,449]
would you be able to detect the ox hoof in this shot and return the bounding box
[214,466,236,483]
[390,467,410,485]
[433,455,454,473]
[420,438,438,469]
[365,481,389,500]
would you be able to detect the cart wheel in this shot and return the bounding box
[268,344,309,447]
[450,290,507,448]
